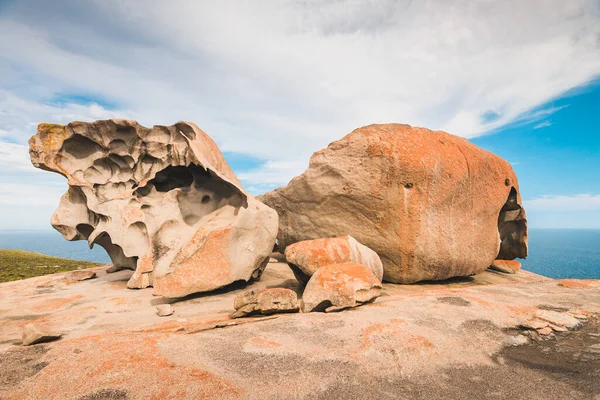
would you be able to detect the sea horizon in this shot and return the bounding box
[1,228,598,280]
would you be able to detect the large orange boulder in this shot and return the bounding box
[259,123,527,283]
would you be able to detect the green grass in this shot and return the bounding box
[0,249,100,283]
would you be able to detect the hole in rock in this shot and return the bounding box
[135,164,247,227]
[496,187,527,260]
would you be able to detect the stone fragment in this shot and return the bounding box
[521,319,549,330]
[70,270,97,281]
[284,235,383,284]
[260,123,527,283]
[535,310,582,329]
[549,324,568,332]
[489,260,522,274]
[537,327,553,336]
[507,335,529,347]
[29,120,278,298]
[301,262,382,313]
[22,322,62,346]
[156,304,174,317]
[231,288,300,318]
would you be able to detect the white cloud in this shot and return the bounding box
[0,0,599,228]
[533,121,552,130]
[525,194,600,211]
[0,182,64,207]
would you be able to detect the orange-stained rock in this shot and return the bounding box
[285,235,383,284]
[489,260,522,274]
[29,120,278,297]
[301,262,382,313]
[231,288,300,318]
[259,123,528,283]
[69,270,97,281]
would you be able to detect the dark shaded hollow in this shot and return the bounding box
[135,164,247,227]
[497,187,528,260]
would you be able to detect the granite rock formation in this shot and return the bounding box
[284,235,383,284]
[259,123,528,284]
[301,262,382,312]
[29,120,278,298]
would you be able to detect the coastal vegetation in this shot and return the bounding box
[0,250,98,283]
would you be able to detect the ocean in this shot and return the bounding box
[0,229,598,279]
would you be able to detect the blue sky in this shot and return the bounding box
[0,0,599,229]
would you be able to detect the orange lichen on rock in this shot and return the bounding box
[6,333,241,399]
[284,235,383,283]
[557,279,598,289]
[489,260,522,274]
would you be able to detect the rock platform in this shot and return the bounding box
[1,263,599,399]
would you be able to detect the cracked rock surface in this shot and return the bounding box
[29,120,278,298]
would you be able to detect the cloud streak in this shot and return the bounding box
[524,194,600,212]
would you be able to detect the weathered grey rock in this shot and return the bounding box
[29,120,278,298]
[301,262,382,313]
[259,123,528,283]
[231,288,300,318]
[156,304,174,317]
[22,322,62,346]
[284,235,383,284]
[70,270,97,281]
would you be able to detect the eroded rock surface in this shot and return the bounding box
[302,262,382,313]
[260,123,528,283]
[232,288,300,318]
[29,120,278,297]
[285,235,383,284]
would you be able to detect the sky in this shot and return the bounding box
[0,0,599,230]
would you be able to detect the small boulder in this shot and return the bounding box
[232,288,300,318]
[70,270,97,281]
[156,304,174,317]
[22,322,62,346]
[302,263,382,313]
[285,235,383,284]
[489,260,522,274]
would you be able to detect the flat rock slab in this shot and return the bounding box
[0,265,599,399]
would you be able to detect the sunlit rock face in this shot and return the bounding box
[259,123,528,284]
[29,120,278,298]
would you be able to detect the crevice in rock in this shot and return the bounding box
[497,187,528,260]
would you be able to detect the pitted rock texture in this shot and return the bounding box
[489,260,522,274]
[231,288,300,318]
[260,123,528,284]
[301,262,382,313]
[29,120,278,298]
[285,235,383,284]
